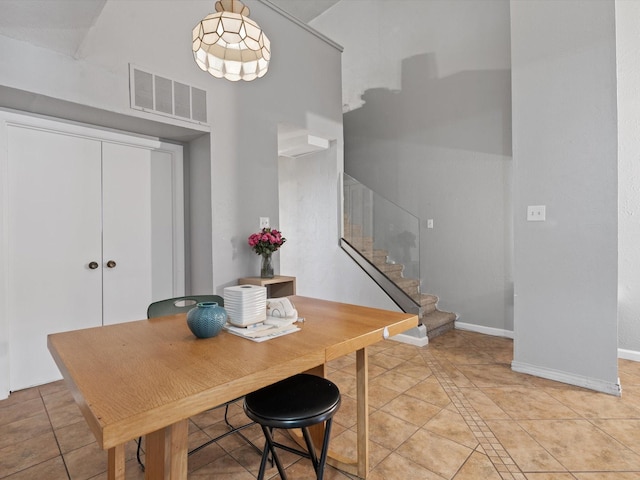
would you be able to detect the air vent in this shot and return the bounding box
[129,64,207,124]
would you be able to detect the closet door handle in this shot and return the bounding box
[88,261,99,270]
[106,260,117,268]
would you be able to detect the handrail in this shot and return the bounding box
[341,173,422,315]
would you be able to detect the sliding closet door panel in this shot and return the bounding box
[7,126,103,390]
[101,142,152,325]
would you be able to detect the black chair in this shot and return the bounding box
[244,373,341,480]
[146,294,225,318]
[136,295,260,471]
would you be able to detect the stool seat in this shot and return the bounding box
[244,373,340,428]
[244,373,341,480]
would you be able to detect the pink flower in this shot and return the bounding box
[248,234,260,247]
[247,227,286,255]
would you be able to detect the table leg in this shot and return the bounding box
[356,347,369,478]
[107,444,125,480]
[305,364,327,448]
[144,419,189,480]
[295,353,370,479]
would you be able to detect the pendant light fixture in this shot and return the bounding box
[192,0,271,82]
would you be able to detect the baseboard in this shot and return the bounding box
[391,333,429,347]
[391,324,429,347]
[453,323,635,392]
[455,324,640,362]
[455,321,514,339]
[511,360,622,396]
[618,348,640,362]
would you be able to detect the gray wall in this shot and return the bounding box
[186,133,213,294]
[312,0,514,333]
[0,0,345,296]
[617,0,640,358]
[312,0,622,393]
[511,0,619,393]
[0,0,364,395]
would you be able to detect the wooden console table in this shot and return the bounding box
[48,296,418,480]
[238,275,296,297]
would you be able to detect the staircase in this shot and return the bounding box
[343,221,456,341]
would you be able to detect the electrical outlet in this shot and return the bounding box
[427,219,434,229]
[527,205,546,222]
[259,217,270,229]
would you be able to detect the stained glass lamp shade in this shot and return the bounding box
[192,0,271,82]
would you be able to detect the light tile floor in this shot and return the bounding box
[2,329,640,479]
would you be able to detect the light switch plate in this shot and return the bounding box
[527,205,546,222]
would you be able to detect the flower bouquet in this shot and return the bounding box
[247,228,286,278]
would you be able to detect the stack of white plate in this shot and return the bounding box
[223,285,267,327]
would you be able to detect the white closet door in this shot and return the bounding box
[8,126,103,390]
[101,142,152,325]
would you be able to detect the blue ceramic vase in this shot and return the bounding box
[186,302,227,338]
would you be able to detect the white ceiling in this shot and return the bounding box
[0,0,338,143]
[0,0,338,57]
[0,0,107,56]
[268,0,339,23]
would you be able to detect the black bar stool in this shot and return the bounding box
[243,373,341,480]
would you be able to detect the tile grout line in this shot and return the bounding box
[422,352,526,480]
[39,387,73,480]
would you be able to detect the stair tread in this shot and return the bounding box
[422,309,456,332]
[342,231,456,341]
[378,263,403,272]
[419,294,438,305]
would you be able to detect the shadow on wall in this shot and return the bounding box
[344,52,512,157]
[342,51,513,330]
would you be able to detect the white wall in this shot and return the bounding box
[0,0,381,396]
[278,146,399,310]
[0,0,346,288]
[616,0,640,359]
[510,1,619,394]
[311,0,513,331]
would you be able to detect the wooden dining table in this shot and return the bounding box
[47,295,418,479]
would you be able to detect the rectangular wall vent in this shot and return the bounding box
[129,64,207,124]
